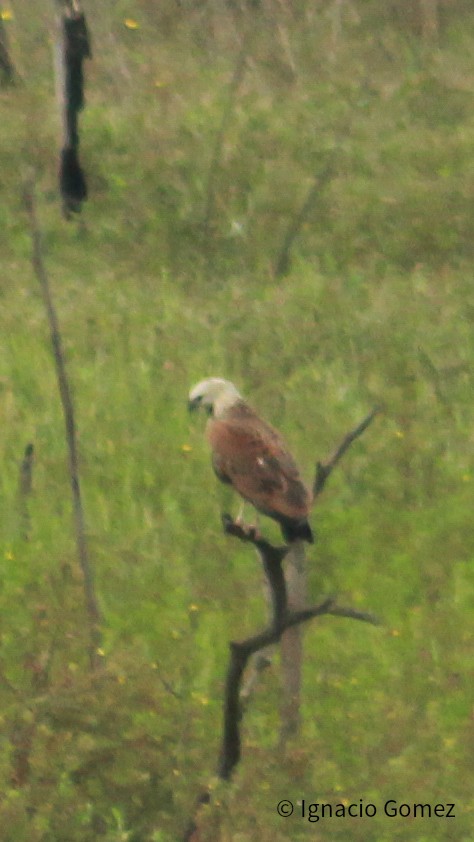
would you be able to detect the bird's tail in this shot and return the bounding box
[282,518,314,544]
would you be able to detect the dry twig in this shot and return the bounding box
[273,158,337,279]
[313,405,381,498]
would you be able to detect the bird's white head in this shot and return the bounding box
[188,377,242,418]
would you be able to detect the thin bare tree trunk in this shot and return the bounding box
[24,184,102,670]
[280,538,306,741]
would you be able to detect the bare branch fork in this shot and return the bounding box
[184,521,378,840]
[183,406,380,839]
[218,517,379,781]
[24,184,102,670]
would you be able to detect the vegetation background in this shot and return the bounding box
[1,0,473,839]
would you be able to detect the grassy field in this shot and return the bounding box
[1,1,474,839]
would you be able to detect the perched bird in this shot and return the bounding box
[188,377,313,544]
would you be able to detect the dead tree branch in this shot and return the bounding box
[280,536,306,741]
[24,184,102,670]
[273,156,337,279]
[228,406,381,741]
[222,516,289,623]
[313,405,381,498]
[219,517,378,775]
[183,517,379,839]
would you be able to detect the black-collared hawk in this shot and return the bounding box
[188,377,314,544]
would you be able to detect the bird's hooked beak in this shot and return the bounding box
[188,395,214,416]
[188,396,201,413]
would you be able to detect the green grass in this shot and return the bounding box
[1,1,474,839]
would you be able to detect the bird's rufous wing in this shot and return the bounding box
[207,411,311,521]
